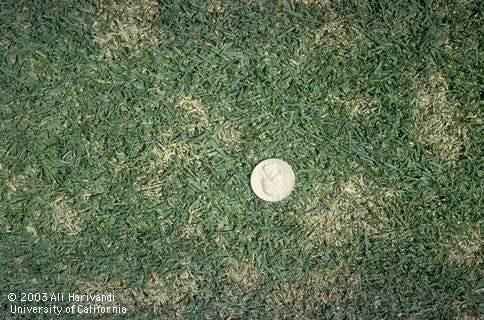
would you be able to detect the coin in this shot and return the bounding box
[250,159,295,202]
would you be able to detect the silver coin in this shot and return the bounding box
[250,159,295,202]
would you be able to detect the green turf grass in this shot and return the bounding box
[1,0,482,318]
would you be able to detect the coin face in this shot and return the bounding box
[250,159,295,202]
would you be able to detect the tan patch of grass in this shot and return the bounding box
[170,270,199,301]
[217,125,242,152]
[78,279,136,306]
[82,137,104,157]
[327,92,378,116]
[295,0,330,5]
[267,265,361,315]
[25,225,38,237]
[179,224,202,240]
[178,207,203,240]
[5,167,40,199]
[299,176,397,247]
[152,142,192,167]
[459,0,473,6]
[51,197,84,236]
[447,228,482,268]
[81,274,169,307]
[455,312,482,320]
[132,273,170,306]
[78,271,197,311]
[212,215,231,249]
[0,38,11,49]
[109,151,128,177]
[247,149,258,163]
[225,261,262,290]
[412,72,468,163]
[178,95,210,132]
[213,233,228,249]
[313,12,363,50]
[6,174,27,193]
[92,0,164,60]
[0,216,11,233]
[135,142,191,199]
[207,1,225,13]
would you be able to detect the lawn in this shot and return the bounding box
[0,0,482,319]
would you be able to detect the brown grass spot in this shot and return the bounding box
[455,312,482,320]
[51,197,84,236]
[312,12,363,50]
[213,233,228,249]
[217,124,242,152]
[178,96,210,132]
[447,228,482,268]
[26,225,38,237]
[299,176,397,246]
[109,151,128,177]
[178,207,203,240]
[5,167,40,199]
[225,261,262,291]
[152,142,192,167]
[0,38,11,49]
[92,0,164,60]
[412,72,468,162]
[294,0,330,5]
[170,270,199,301]
[6,175,27,193]
[82,137,104,157]
[80,274,168,307]
[78,279,135,307]
[327,92,378,116]
[267,265,361,315]
[207,1,225,14]
[135,142,191,199]
[132,273,170,306]
[0,215,11,233]
[78,271,198,317]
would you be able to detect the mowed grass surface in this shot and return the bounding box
[1,0,482,318]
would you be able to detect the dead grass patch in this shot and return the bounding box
[6,174,27,193]
[25,225,38,237]
[108,151,128,177]
[170,270,199,302]
[455,312,482,320]
[447,228,482,268]
[91,0,164,60]
[225,261,262,291]
[5,166,40,199]
[79,271,198,312]
[178,207,203,240]
[294,0,330,6]
[213,233,228,249]
[134,142,191,199]
[131,273,170,307]
[312,12,363,50]
[83,137,104,158]
[77,279,134,306]
[299,176,397,247]
[412,72,468,163]
[267,264,361,315]
[327,92,378,116]
[177,95,210,132]
[152,142,192,167]
[0,215,11,233]
[51,196,84,236]
[217,124,242,152]
[0,38,11,49]
[207,1,225,14]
